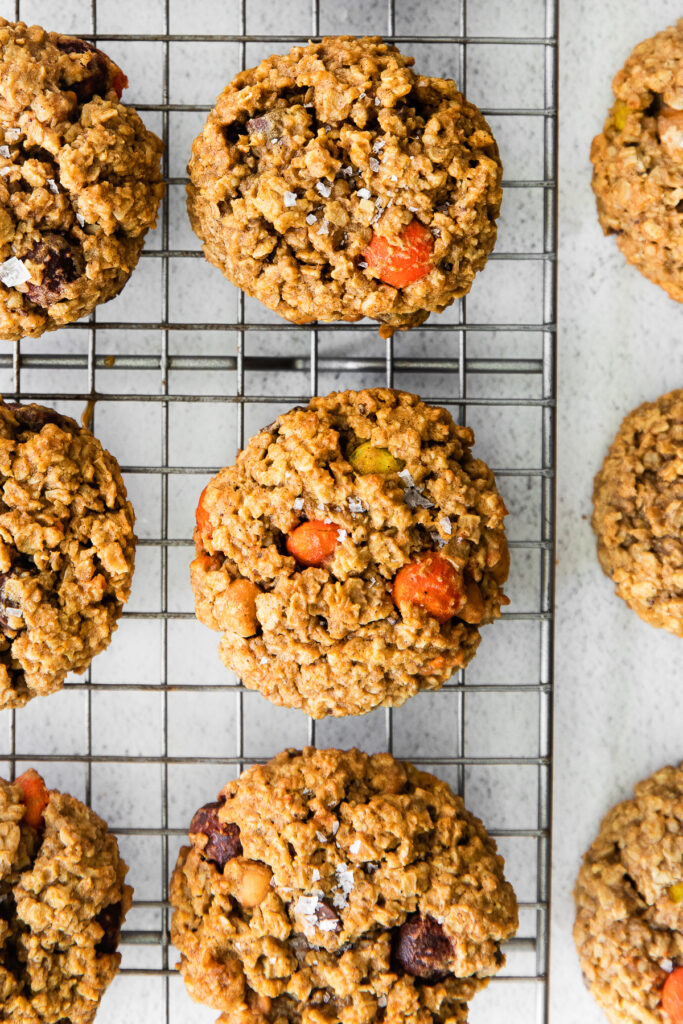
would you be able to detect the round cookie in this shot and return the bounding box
[191,388,509,719]
[591,20,683,302]
[592,389,682,636]
[187,35,502,335]
[0,18,164,341]
[0,400,136,708]
[574,763,683,1024]
[170,747,518,1024]
[0,767,132,1024]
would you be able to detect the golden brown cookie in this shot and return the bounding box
[574,763,683,1024]
[591,20,683,301]
[170,747,518,1024]
[0,400,136,708]
[0,18,164,341]
[0,767,132,1024]
[592,388,682,636]
[191,388,509,718]
[187,36,502,335]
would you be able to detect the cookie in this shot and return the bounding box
[170,747,518,1024]
[187,35,502,335]
[592,388,682,636]
[0,768,132,1024]
[574,763,683,1024]
[591,20,683,302]
[0,400,136,708]
[0,18,164,341]
[191,388,509,719]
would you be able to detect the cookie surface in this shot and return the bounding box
[188,35,502,334]
[191,388,509,718]
[591,19,683,301]
[592,388,682,636]
[0,401,136,708]
[0,18,164,341]
[170,747,518,1024]
[0,769,131,1024]
[574,763,683,1024]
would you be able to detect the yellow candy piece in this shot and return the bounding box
[348,441,405,476]
[669,883,683,903]
[613,100,629,131]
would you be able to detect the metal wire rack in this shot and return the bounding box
[0,0,557,1021]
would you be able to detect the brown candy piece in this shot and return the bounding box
[22,239,79,307]
[95,900,123,955]
[4,402,75,433]
[394,913,452,980]
[56,36,113,103]
[190,801,243,869]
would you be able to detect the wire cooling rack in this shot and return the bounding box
[0,0,557,1021]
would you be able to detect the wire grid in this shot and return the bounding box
[0,0,557,1021]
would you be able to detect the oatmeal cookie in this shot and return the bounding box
[574,763,683,1024]
[591,20,683,302]
[0,400,136,708]
[0,18,164,341]
[592,389,682,636]
[0,767,132,1024]
[187,35,502,335]
[170,747,518,1024]
[191,388,509,719]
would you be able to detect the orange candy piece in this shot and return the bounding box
[15,769,49,829]
[392,551,465,623]
[363,219,434,288]
[663,967,683,1022]
[113,71,128,100]
[286,521,340,567]
[196,484,212,538]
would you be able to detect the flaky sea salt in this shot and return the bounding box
[259,656,268,665]
[316,181,332,198]
[404,486,435,510]
[373,139,385,153]
[332,820,340,835]
[347,496,365,515]
[341,165,354,178]
[283,191,298,207]
[378,995,388,1008]
[295,895,320,916]
[440,516,452,535]
[661,959,674,973]
[337,528,347,542]
[306,213,317,225]
[390,174,398,182]
[0,257,30,288]
[369,157,380,172]
[311,868,320,882]
[317,219,329,235]
[5,129,19,142]
[358,260,368,269]
[335,864,354,895]
[349,839,361,854]
[293,496,304,510]
[398,468,415,487]
[76,213,86,227]
[356,187,371,200]
[0,167,9,177]
[0,146,10,158]
[374,96,381,105]
[315,831,328,842]
[47,178,59,194]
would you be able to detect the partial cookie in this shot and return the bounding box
[0,768,132,1024]
[191,388,509,718]
[591,19,683,301]
[170,747,518,1024]
[188,35,502,335]
[0,400,136,708]
[574,763,683,1024]
[592,389,682,636]
[0,18,164,341]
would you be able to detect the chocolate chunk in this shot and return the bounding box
[314,900,341,932]
[394,913,452,980]
[56,37,111,103]
[95,900,123,955]
[22,240,79,307]
[4,402,75,433]
[190,801,243,869]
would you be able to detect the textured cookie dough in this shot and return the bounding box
[591,19,683,302]
[188,35,502,334]
[0,400,136,708]
[574,763,683,1024]
[170,747,518,1024]
[0,771,132,1024]
[592,388,682,636]
[0,18,164,341]
[191,388,509,719]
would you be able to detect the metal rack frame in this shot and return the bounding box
[2,1,557,1021]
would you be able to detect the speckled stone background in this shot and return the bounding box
[0,0,680,1022]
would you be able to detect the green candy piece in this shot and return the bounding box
[349,441,405,476]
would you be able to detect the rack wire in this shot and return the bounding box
[0,0,557,1021]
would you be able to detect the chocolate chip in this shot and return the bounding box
[189,801,242,869]
[314,901,341,932]
[95,900,123,955]
[22,240,79,307]
[394,913,452,980]
[4,402,75,433]
[56,36,111,103]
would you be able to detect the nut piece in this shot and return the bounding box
[394,913,452,979]
[216,578,260,637]
[348,440,405,476]
[95,900,123,955]
[190,801,243,869]
[225,860,273,907]
[658,103,683,160]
